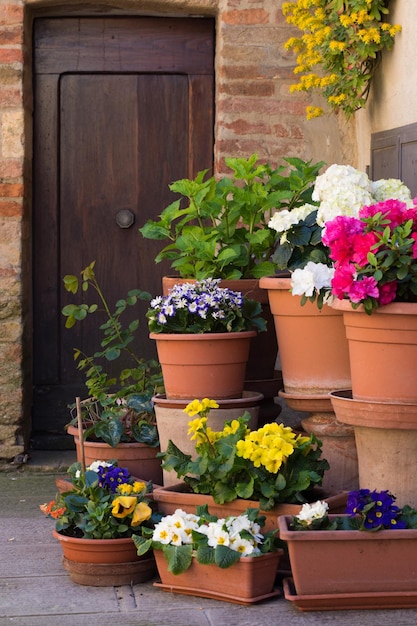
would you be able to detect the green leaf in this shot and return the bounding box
[163,544,193,575]
[214,545,241,569]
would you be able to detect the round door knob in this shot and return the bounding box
[115,209,135,229]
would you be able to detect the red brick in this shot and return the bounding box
[0,200,22,216]
[0,5,24,26]
[0,26,23,45]
[0,183,23,197]
[0,159,24,179]
[222,9,270,26]
[222,119,271,135]
[220,80,275,97]
[0,49,22,63]
[0,86,22,106]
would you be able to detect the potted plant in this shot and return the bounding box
[152,398,347,535]
[132,505,283,604]
[40,460,161,586]
[319,194,417,507]
[147,278,266,400]
[62,261,164,483]
[279,488,417,610]
[140,154,324,410]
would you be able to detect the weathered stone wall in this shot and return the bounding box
[0,0,354,463]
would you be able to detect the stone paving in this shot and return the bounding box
[1,452,417,626]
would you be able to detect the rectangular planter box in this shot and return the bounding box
[153,548,282,604]
[153,482,347,534]
[278,515,417,595]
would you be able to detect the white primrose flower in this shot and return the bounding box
[296,500,329,524]
[229,536,258,556]
[75,460,113,478]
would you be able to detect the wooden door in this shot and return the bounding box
[32,17,214,447]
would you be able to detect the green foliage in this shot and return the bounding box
[133,505,281,575]
[159,414,329,511]
[283,0,402,119]
[62,261,164,446]
[140,154,322,279]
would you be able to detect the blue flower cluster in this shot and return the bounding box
[96,465,131,493]
[346,489,406,530]
[147,278,263,334]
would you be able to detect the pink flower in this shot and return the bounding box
[331,263,356,299]
[359,199,409,229]
[377,281,397,306]
[323,216,364,266]
[347,277,379,303]
[351,232,378,266]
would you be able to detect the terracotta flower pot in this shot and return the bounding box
[67,424,163,485]
[153,391,263,486]
[153,548,282,604]
[150,331,256,400]
[259,277,351,395]
[278,515,417,596]
[330,390,417,508]
[152,482,347,535]
[332,299,417,402]
[162,276,278,380]
[53,530,156,586]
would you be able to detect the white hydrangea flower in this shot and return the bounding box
[370,178,413,205]
[268,204,317,235]
[296,500,329,523]
[312,164,371,203]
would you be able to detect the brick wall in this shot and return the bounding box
[0,0,355,463]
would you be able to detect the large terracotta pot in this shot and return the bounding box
[259,277,351,395]
[330,390,417,508]
[152,482,347,535]
[162,276,278,380]
[332,300,417,402]
[153,391,262,486]
[279,515,417,597]
[150,331,256,400]
[52,530,156,586]
[67,424,163,485]
[153,548,283,604]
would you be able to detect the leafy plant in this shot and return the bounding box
[290,489,417,531]
[139,154,323,279]
[40,461,160,539]
[133,505,281,575]
[147,278,266,334]
[159,400,329,511]
[283,0,402,119]
[62,261,164,446]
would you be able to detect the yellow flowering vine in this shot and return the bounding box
[282,0,402,119]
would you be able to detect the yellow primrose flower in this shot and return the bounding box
[117,483,133,495]
[201,398,219,412]
[187,416,207,439]
[131,502,152,526]
[112,496,137,518]
[184,399,204,417]
[132,481,147,494]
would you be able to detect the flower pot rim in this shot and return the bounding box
[149,330,257,340]
[278,515,417,541]
[52,529,135,545]
[331,299,417,315]
[152,389,264,408]
[330,389,417,409]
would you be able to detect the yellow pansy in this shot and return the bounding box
[112,496,137,518]
[131,502,152,527]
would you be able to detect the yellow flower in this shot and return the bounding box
[187,416,207,439]
[112,496,137,518]
[131,502,152,526]
[117,483,133,495]
[184,399,204,417]
[132,481,147,494]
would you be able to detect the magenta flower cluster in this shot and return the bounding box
[323,199,417,313]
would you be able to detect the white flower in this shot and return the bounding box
[370,178,413,205]
[75,460,113,478]
[296,500,329,524]
[229,537,258,556]
[268,203,316,235]
[291,262,334,298]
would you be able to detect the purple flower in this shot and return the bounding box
[97,465,131,492]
